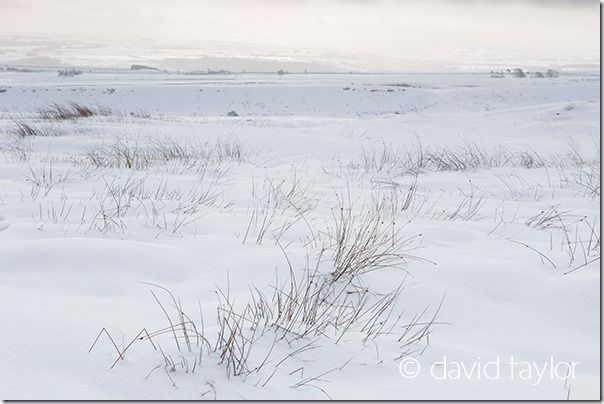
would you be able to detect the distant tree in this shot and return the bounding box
[58,68,82,77]
[545,69,559,78]
[512,68,526,78]
[277,69,286,75]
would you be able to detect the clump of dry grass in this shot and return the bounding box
[348,140,591,175]
[91,256,443,387]
[327,190,428,281]
[90,283,211,387]
[85,172,226,234]
[84,138,247,170]
[267,173,319,215]
[351,142,423,175]
[12,121,64,138]
[370,174,420,218]
[242,172,319,245]
[525,205,600,273]
[214,138,247,162]
[0,139,33,162]
[427,180,485,222]
[525,205,582,231]
[86,140,189,170]
[550,140,600,198]
[555,161,600,198]
[254,250,429,345]
[424,142,513,171]
[37,102,95,120]
[25,160,70,199]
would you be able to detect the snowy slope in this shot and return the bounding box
[0,70,599,399]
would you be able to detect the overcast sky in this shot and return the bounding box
[0,0,599,71]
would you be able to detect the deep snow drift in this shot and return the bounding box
[0,70,599,399]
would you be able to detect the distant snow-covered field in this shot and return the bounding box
[0,70,599,399]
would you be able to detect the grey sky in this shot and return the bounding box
[0,0,599,72]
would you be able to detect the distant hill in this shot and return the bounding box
[130,64,159,71]
[155,56,352,74]
[6,56,63,66]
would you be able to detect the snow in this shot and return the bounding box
[0,69,599,399]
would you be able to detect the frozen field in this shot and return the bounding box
[0,70,600,399]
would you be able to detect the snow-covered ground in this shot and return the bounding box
[0,70,599,400]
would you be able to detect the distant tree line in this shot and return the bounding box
[490,68,559,78]
[58,68,83,77]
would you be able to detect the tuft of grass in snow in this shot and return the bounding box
[0,139,33,162]
[327,189,430,281]
[84,138,248,170]
[508,204,600,274]
[90,283,212,385]
[12,120,64,138]
[242,172,319,245]
[25,160,70,199]
[91,264,443,388]
[85,172,227,235]
[37,102,96,121]
[348,140,594,175]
